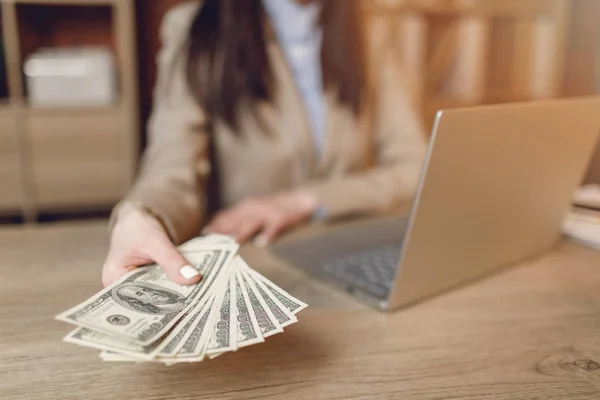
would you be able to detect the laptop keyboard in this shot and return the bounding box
[321,244,403,298]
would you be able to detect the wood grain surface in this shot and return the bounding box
[1,220,600,399]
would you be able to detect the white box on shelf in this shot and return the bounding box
[24,47,117,108]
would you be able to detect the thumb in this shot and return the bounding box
[148,237,202,285]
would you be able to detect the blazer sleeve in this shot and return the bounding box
[111,5,210,245]
[303,50,428,220]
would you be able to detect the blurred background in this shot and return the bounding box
[0,0,599,225]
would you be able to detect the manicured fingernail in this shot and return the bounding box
[180,265,200,279]
[254,235,268,248]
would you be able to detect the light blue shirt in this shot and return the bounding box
[262,0,325,155]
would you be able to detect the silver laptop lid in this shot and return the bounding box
[387,97,600,310]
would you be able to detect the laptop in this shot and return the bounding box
[271,97,600,312]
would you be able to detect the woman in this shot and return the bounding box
[102,0,427,287]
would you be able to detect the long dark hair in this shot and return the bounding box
[185,0,367,132]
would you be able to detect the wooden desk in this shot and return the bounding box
[1,221,600,399]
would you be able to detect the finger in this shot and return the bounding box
[258,214,288,246]
[147,237,202,285]
[204,211,239,236]
[232,218,263,244]
[210,213,256,238]
[205,200,265,236]
[203,214,224,233]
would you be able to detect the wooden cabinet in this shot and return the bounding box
[0,0,139,220]
[26,109,128,209]
[0,106,23,212]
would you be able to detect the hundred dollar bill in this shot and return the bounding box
[100,351,177,365]
[179,234,236,251]
[62,249,235,360]
[161,274,229,363]
[64,327,164,360]
[166,301,222,364]
[154,251,234,357]
[241,267,297,328]
[56,245,237,346]
[157,297,213,357]
[238,262,282,338]
[205,273,237,355]
[249,270,308,315]
[177,296,217,358]
[234,264,264,348]
[66,293,212,361]
[97,290,221,364]
[153,235,237,360]
[154,305,205,357]
[100,351,145,362]
[99,351,127,361]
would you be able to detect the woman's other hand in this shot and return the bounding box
[102,203,202,287]
[204,190,319,246]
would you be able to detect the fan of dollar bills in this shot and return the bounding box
[55,234,307,365]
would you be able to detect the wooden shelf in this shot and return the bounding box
[0,99,13,111]
[363,0,555,18]
[23,103,123,117]
[16,3,114,54]
[14,0,118,5]
[16,2,116,101]
[0,0,139,221]
[0,100,121,115]
[0,103,23,212]
[0,7,8,102]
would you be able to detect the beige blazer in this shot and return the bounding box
[115,1,428,244]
